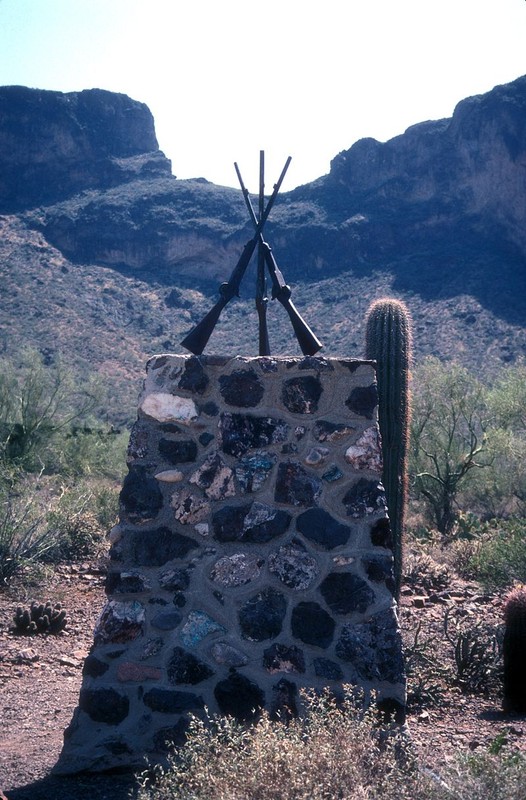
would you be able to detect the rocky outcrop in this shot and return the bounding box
[0,86,172,211]
[1,78,525,321]
[285,75,526,269]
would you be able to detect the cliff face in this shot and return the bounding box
[0,86,171,211]
[315,76,526,259]
[1,79,525,325]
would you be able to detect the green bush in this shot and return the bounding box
[453,518,526,591]
[0,488,54,586]
[43,482,114,562]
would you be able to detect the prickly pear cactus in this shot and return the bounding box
[503,585,526,713]
[13,601,67,635]
[364,298,413,599]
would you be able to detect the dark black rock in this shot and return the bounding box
[335,608,405,683]
[79,688,129,725]
[270,678,298,721]
[199,432,214,446]
[282,376,322,414]
[158,438,198,464]
[173,592,186,607]
[370,518,393,548]
[178,357,209,394]
[125,526,198,567]
[143,688,204,713]
[239,588,287,641]
[342,479,386,518]
[159,568,191,591]
[281,443,297,454]
[313,420,355,442]
[149,597,168,606]
[167,647,215,685]
[313,657,344,680]
[219,369,264,407]
[153,719,190,752]
[219,413,289,457]
[201,401,219,416]
[345,385,378,419]
[82,655,109,678]
[127,420,149,462]
[159,423,183,434]
[296,508,351,549]
[151,611,182,630]
[263,643,305,674]
[363,555,395,591]
[120,465,163,523]
[274,461,321,507]
[235,451,276,493]
[291,602,335,648]
[214,672,265,722]
[322,464,343,482]
[319,572,375,614]
[212,502,291,543]
[105,572,147,594]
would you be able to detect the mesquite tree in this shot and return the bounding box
[410,357,490,536]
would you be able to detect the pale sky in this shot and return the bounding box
[1,0,526,191]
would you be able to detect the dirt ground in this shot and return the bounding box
[0,560,525,800]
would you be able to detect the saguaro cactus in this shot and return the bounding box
[503,585,526,713]
[364,298,412,599]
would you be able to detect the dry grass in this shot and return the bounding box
[136,689,526,799]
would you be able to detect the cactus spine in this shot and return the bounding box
[364,298,412,600]
[502,585,526,713]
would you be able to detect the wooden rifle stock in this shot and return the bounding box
[180,239,257,355]
[262,242,323,356]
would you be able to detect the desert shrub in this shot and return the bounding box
[0,487,54,585]
[137,689,526,800]
[431,751,526,800]
[445,612,503,697]
[0,349,102,473]
[48,424,128,479]
[403,618,450,710]
[139,691,422,800]
[43,483,110,562]
[403,549,451,593]
[452,518,526,591]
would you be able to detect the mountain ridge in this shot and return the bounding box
[0,78,525,419]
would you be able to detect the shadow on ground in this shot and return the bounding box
[4,771,142,800]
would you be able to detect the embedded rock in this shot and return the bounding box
[291,602,335,648]
[268,543,319,590]
[219,413,289,457]
[167,647,215,685]
[219,369,264,407]
[282,376,322,414]
[214,672,265,721]
[296,508,351,550]
[274,461,321,507]
[239,588,287,641]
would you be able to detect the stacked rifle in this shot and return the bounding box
[180,153,322,356]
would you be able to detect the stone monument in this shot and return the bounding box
[55,354,406,774]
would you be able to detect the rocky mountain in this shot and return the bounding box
[0,80,525,420]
